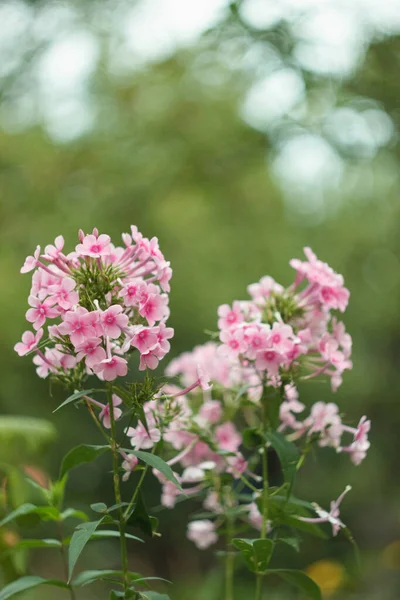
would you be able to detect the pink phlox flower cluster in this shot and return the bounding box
[216,248,352,391]
[279,399,371,465]
[15,227,173,383]
[187,520,218,549]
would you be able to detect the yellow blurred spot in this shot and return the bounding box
[382,540,400,570]
[306,559,345,597]
[2,530,20,547]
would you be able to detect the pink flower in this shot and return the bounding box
[49,277,79,310]
[139,293,168,327]
[161,480,182,509]
[156,323,174,354]
[299,485,351,536]
[126,421,161,449]
[75,337,107,369]
[244,325,269,359]
[119,280,141,307]
[58,307,98,346]
[21,246,41,273]
[187,520,217,549]
[121,454,139,482]
[26,296,58,330]
[255,349,283,375]
[217,302,243,330]
[44,236,65,260]
[279,398,305,430]
[139,350,161,371]
[215,422,241,452]
[99,394,123,429]
[226,452,248,479]
[269,322,296,354]
[100,305,129,339]
[248,276,284,304]
[75,233,111,258]
[306,402,343,448]
[14,329,43,356]
[198,400,222,424]
[130,327,158,354]
[219,327,247,357]
[94,355,128,381]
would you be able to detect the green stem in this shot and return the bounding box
[123,452,152,520]
[57,523,76,600]
[255,574,263,600]
[225,518,235,600]
[255,393,270,600]
[107,387,129,592]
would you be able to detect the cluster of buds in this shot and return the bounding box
[14,227,173,385]
[217,247,352,392]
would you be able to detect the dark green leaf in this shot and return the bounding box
[125,450,181,491]
[242,428,263,449]
[68,518,104,581]
[60,444,109,478]
[73,569,123,587]
[232,538,274,574]
[6,538,62,551]
[280,514,328,539]
[267,569,322,600]
[91,530,144,543]
[265,431,299,492]
[128,491,152,537]
[0,504,61,527]
[141,594,170,600]
[53,389,97,413]
[0,576,69,599]
[278,536,300,552]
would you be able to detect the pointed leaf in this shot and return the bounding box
[127,450,181,490]
[0,504,61,527]
[60,444,109,478]
[0,576,69,600]
[73,569,123,587]
[91,502,108,513]
[68,518,104,581]
[61,508,90,522]
[281,514,328,539]
[7,538,62,551]
[268,569,322,600]
[53,389,97,413]
[265,431,299,491]
[232,538,274,574]
[91,530,144,543]
[141,594,170,600]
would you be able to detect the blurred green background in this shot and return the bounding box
[1,0,400,597]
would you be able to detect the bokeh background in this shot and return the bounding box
[1,0,400,598]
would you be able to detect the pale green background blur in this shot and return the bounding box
[1,0,400,598]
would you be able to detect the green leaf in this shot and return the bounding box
[278,536,300,552]
[242,428,263,449]
[73,569,123,587]
[68,518,104,581]
[60,444,109,478]
[232,538,275,574]
[0,504,61,527]
[50,474,69,509]
[265,431,299,492]
[280,514,328,539]
[5,538,62,551]
[61,508,90,522]
[91,530,144,543]
[91,502,109,513]
[141,594,170,600]
[125,450,182,491]
[267,569,322,600]
[53,389,97,413]
[128,491,152,537]
[0,417,57,464]
[0,576,69,599]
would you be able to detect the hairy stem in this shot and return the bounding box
[107,387,129,592]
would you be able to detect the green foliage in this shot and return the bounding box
[0,503,61,527]
[0,576,69,599]
[267,569,322,600]
[242,428,264,449]
[128,491,153,537]
[68,518,104,580]
[91,530,144,543]
[265,432,299,492]
[60,444,109,478]
[0,417,56,464]
[127,450,182,490]
[232,538,275,574]
[53,389,97,412]
[73,569,124,587]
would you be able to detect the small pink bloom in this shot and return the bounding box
[255,349,283,375]
[139,350,160,371]
[94,355,128,381]
[187,520,217,549]
[100,305,129,339]
[99,394,123,429]
[156,322,174,353]
[244,325,269,359]
[14,329,43,356]
[130,327,158,354]
[215,422,241,453]
[247,276,284,304]
[49,277,79,310]
[139,293,168,327]
[75,233,111,258]
[226,452,248,479]
[21,246,41,273]
[299,485,351,536]
[75,337,107,369]
[44,235,65,260]
[121,454,139,482]
[219,327,247,357]
[217,302,243,330]
[59,307,98,346]
[198,400,222,424]
[126,421,161,449]
[26,296,58,330]
[119,280,141,307]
